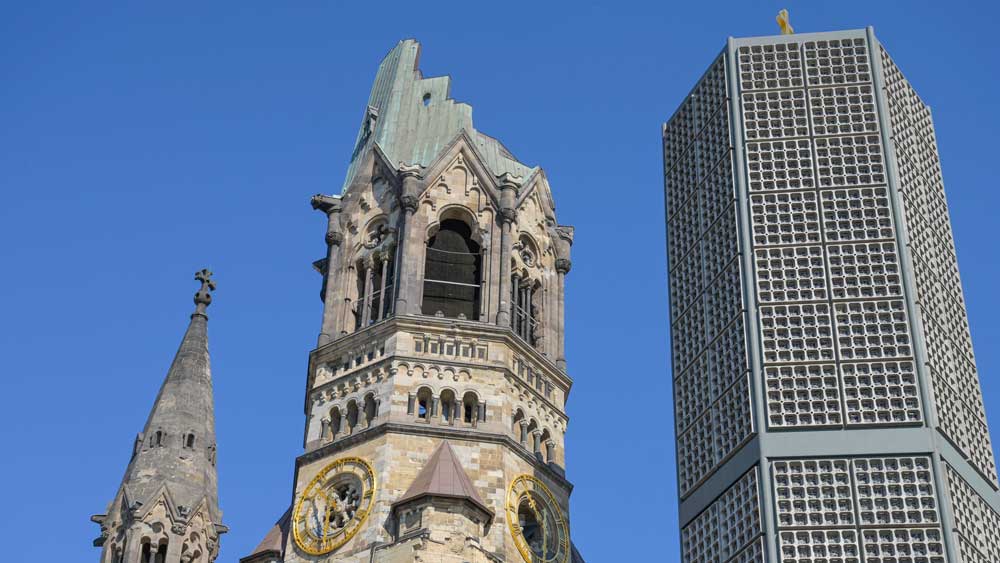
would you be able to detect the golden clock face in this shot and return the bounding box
[292,457,376,556]
[506,474,570,563]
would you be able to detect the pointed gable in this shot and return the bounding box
[394,441,493,519]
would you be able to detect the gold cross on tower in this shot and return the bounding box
[776,9,794,35]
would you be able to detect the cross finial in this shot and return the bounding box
[776,9,794,35]
[193,268,216,316]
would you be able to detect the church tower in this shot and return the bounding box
[93,270,226,563]
[241,39,583,563]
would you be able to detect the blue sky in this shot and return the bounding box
[2,1,999,561]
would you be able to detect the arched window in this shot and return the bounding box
[422,219,481,320]
[363,394,378,427]
[346,400,360,433]
[152,430,164,448]
[512,276,540,345]
[417,387,433,420]
[329,406,342,438]
[353,221,395,330]
[440,389,457,424]
[462,391,479,425]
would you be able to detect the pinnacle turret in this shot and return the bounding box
[92,270,225,562]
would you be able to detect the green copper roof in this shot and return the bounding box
[342,39,534,191]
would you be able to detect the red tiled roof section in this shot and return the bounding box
[394,440,493,517]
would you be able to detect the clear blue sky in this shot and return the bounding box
[2,2,998,561]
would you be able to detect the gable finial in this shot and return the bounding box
[193,268,216,317]
[776,9,794,35]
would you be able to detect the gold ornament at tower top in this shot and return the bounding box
[776,9,795,34]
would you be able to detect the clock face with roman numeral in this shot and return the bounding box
[292,457,376,556]
[506,474,570,563]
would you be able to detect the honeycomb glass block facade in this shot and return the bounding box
[662,27,1000,563]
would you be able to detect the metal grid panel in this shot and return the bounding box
[833,300,912,361]
[668,195,702,271]
[670,244,704,321]
[826,242,902,300]
[760,303,835,363]
[746,139,815,191]
[703,207,741,283]
[804,37,872,86]
[749,190,822,246]
[945,462,1000,562]
[713,375,755,463]
[765,364,842,428]
[808,84,880,136]
[736,35,927,435]
[728,538,765,563]
[771,455,945,563]
[858,528,945,563]
[705,259,745,341]
[880,46,998,484]
[675,354,712,433]
[773,459,855,528]
[738,42,804,90]
[678,411,716,495]
[718,467,762,559]
[814,134,886,187]
[682,468,763,562]
[701,154,738,229]
[682,503,721,563]
[741,89,810,140]
[852,457,938,526]
[672,297,706,372]
[819,187,895,242]
[840,361,922,426]
[778,529,860,563]
[709,316,750,397]
[754,245,828,303]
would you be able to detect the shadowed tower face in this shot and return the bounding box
[241,40,583,563]
[662,27,1000,563]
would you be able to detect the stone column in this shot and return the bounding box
[311,195,344,346]
[165,530,183,562]
[340,410,349,436]
[496,173,521,326]
[320,418,331,441]
[376,253,389,321]
[519,420,529,446]
[545,440,555,464]
[360,258,374,327]
[124,526,142,562]
[553,226,574,370]
[511,274,521,332]
[532,430,542,457]
[395,164,423,315]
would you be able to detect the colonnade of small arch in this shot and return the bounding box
[512,408,557,464]
[408,386,486,426]
[322,393,380,441]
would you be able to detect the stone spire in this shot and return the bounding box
[92,270,226,563]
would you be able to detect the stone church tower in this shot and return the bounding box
[92,270,226,563]
[241,39,584,563]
